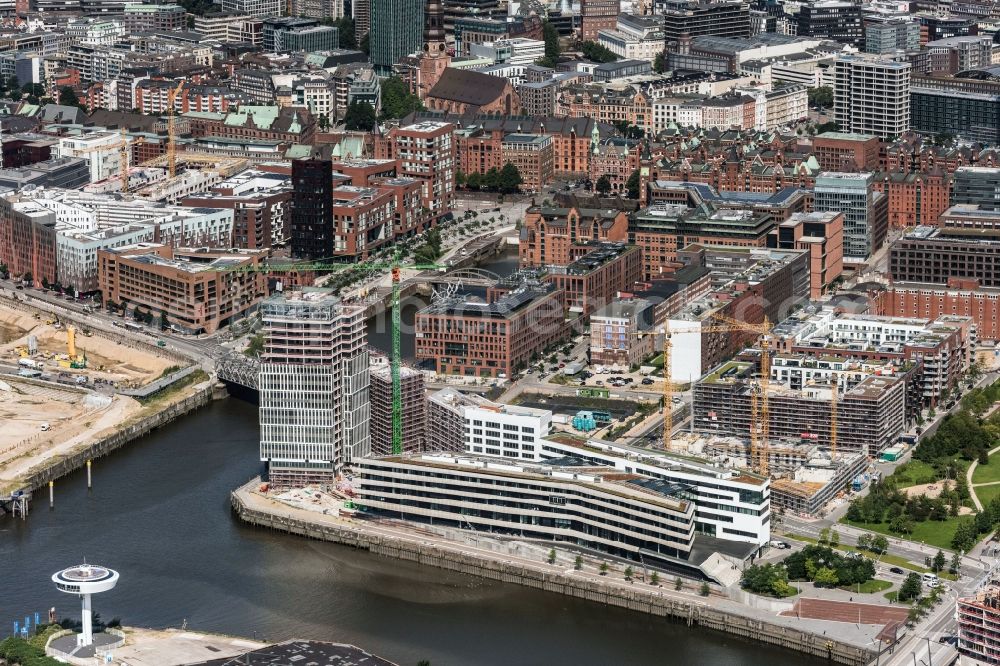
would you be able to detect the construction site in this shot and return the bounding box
[0,302,177,387]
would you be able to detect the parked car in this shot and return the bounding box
[641,378,654,385]
[889,567,904,575]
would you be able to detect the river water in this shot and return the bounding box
[0,399,820,666]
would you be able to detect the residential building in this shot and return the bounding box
[181,170,292,250]
[767,211,844,299]
[415,282,565,378]
[589,298,656,367]
[872,171,951,230]
[500,133,553,193]
[331,185,395,259]
[258,289,369,487]
[889,214,1000,288]
[694,359,907,456]
[910,86,1000,145]
[370,361,425,456]
[833,56,910,140]
[375,120,455,219]
[812,172,887,262]
[97,243,266,334]
[517,79,558,117]
[290,155,334,260]
[958,575,1000,664]
[542,243,644,317]
[0,157,90,191]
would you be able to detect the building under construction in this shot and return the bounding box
[370,358,426,456]
[693,359,907,458]
[692,435,870,516]
[958,572,1000,664]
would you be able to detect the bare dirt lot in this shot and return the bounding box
[0,303,176,386]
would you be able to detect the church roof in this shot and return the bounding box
[427,68,509,107]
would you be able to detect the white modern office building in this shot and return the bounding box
[833,55,910,140]
[259,288,370,488]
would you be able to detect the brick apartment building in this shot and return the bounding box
[374,119,456,220]
[181,170,292,250]
[331,185,395,259]
[500,133,554,193]
[581,0,621,40]
[97,243,267,334]
[543,243,644,318]
[875,279,1000,342]
[768,211,844,299]
[519,206,629,267]
[872,170,951,229]
[812,131,880,171]
[415,283,565,377]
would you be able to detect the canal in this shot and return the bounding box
[0,398,821,666]
[366,247,521,361]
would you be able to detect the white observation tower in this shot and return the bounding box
[52,563,119,647]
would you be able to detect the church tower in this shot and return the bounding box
[418,0,450,99]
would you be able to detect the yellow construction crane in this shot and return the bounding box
[166,80,184,178]
[705,313,773,476]
[630,315,771,472]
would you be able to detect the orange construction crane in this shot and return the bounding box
[166,80,184,178]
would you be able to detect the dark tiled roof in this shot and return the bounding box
[427,68,509,107]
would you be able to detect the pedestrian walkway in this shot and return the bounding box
[966,443,1000,511]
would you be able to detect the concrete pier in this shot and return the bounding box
[231,482,875,666]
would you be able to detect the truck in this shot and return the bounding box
[17,358,39,369]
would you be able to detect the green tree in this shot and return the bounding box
[699,582,711,596]
[595,175,612,195]
[579,40,619,63]
[624,565,633,581]
[360,32,370,55]
[599,562,609,575]
[650,571,659,586]
[538,20,560,67]
[159,310,168,331]
[856,533,872,551]
[898,573,922,602]
[949,552,962,575]
[653,50,667,74]
[498,162,523,193]
[813,567,839,587]
[871,535,889,554]
[343,100,376,131]
[318,114,330,131]
[818,527,830,545]
[334,16,357,49]
[244,333,264,358]
[932,549,946,573]
[807,86,833,108]
[547,548,556,564]
[58,86,82,109]
[380,76,424,120]
[574,555,582,570]
[625,168,641,199]
[675,576,683,590]
[829,530,840,548]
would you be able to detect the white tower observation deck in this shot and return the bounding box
[52,564,119,647]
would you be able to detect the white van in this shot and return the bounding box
[922,573,938,585]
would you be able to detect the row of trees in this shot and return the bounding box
[845,478,965,532]
[412,228,443,265]
[536,21,561,68]
[456,163,523,193]
[783,544,876,588]
[579,40,619,63]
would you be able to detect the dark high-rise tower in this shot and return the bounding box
[290,156,334,261]
[370,0,423,74]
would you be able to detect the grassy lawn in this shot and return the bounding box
[841,579,893,594]
[841,517,960,552]
[973,458,1000,485]
[975,483,1000,508]
[892,460,941,487]
[784,533,935,575]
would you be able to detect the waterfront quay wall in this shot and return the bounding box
[16,383,215,495]
[231,487,873,666]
